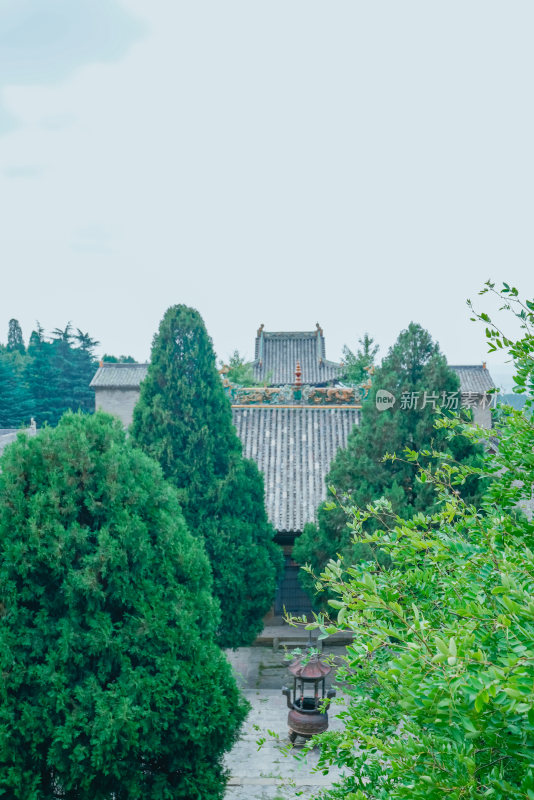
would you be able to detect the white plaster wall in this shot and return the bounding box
[95,389,140,428]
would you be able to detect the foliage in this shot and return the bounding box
[224,350,258,385]
[294,284,534,800]
[0,319,31,427]
[6,319,25,354]
[0,412,247,800]
[0,356,32,428]
[294,323,485,601]
[468,280,534,400]
[0,320,100,428]
[102,354,137,363]
[131,305,283,647]
[341,333,379,387]
[24,323,99,426]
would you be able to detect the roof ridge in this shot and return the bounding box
[260,331,320,338]
[99,362,149,367]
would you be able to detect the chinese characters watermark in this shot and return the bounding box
[376,389,496,412]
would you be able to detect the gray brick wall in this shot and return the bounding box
[95,389,140,428]
[473,405,492,428]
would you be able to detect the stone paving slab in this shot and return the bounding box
[224,647,350,800]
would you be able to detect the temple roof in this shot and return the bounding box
[253,325,342,386]
[90,363,149,389]
[232,406,359,532]
[449,365,495,394]
[90,360,495,396]
[89,353,497,533]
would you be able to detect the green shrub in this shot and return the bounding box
[297,285,534,799]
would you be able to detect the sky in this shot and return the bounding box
[0,1,532,392]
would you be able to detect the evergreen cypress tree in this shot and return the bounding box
[6,318,25,354]
[0,412,247,799]
[131,305,283,647]
[294,322,486,594]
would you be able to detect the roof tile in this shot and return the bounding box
[233,406,359,532]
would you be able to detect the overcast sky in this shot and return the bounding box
[0,1,532,391]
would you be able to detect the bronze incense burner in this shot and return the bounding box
[282,654,336,743]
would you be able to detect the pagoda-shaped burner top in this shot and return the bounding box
[288,655,332,681]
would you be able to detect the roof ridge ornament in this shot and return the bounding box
[294,361,303,402]
[315,323,324,364]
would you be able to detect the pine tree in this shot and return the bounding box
[6,318,25,354]
[25,323,99,426]
[294,323,486,596]
[26,326,63,426]
[70,329,100,413]
[131,305,283,647]
[0,412,247,799]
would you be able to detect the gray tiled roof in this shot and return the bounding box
[232,406,359,532]
[90,363,149,389]
[450,366,495,394]
[90,360,495,396]
[253,329,342,386]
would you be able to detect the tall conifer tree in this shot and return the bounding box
[131,305,283,647]
[294,322,486,594]
[0,412,246,798]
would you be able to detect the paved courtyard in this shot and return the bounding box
[224,645,350,800]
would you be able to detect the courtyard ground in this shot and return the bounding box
[224,644,350,800]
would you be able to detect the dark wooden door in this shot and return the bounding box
[274,556,313,617]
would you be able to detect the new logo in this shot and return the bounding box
[376,389,396,411]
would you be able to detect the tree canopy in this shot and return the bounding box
[292,284,534,800]
[340,332,379,386]
[0,412,247,799]
[0,320,100,428]
[131,305,283,647]
[102,354,137,363]
[224,350,258,386]
[294,322,485,598]
[6,318,25,354]
[0,356,31,428]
